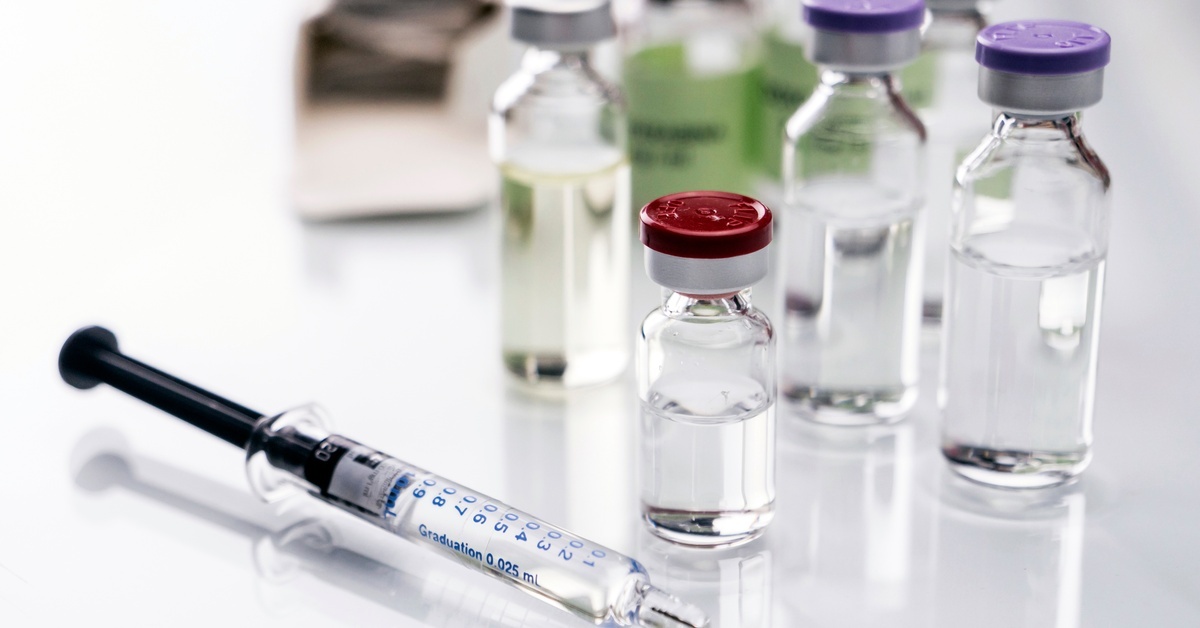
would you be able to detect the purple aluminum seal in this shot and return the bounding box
[977,21,1111,76]
[803,0,926,34]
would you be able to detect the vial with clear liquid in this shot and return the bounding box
[903,0,993,322]
[780,0,927,425]
[637,191,776,547]
[941,21,1112,488]
[491,3,631,389]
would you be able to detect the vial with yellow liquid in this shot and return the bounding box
[491,2,631,390]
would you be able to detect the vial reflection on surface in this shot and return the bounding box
[637,531,773,628]
[932,474,1086,628]
[773,422,919,625]
[504,381,637,551]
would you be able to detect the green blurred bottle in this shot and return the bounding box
[758,0,819,185]
[624,0,762,209]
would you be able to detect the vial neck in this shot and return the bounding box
[993,111,1084,141]
[818,69,900,94]
[662,290,753,317]
[521,46,595,74]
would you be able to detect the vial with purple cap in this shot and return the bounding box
[780,0,928,426]
[940,21,1112,488]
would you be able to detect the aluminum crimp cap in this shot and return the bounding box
[803,0,926,34]
[925,0,981,11]
[511,1,616,48]
[802,0,926,70]
[640,191,773,295]
[976,20,1111,113]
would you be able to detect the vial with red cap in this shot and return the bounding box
[637,191,776,546]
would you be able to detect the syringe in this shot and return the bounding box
[59,326,708,628]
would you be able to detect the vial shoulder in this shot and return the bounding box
[785,86,925,145]
[959,131,1110,190]
[493,65,622,115]
[640,305,774,346]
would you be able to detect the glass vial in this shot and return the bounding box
[780,0,927,425]
[637,191,776,546]
[904,0,993,322]
[941,21,1112,488]
[491,3,631,389]
[623,0,761,208]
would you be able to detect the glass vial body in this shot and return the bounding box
[623,0,761,207]
[904,5,992,321]
[639,291,776,546]
[491,46,631,389]
[941,113,1110,488]
[781,70,926,425]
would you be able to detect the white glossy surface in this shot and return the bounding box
[1,1,1198,626]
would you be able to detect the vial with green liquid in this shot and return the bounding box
[491,3,631,389]
[623,0,761,208]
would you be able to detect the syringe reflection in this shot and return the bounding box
[70,428,578,627]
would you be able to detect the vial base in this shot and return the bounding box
[642,505,773,548]
[783,384,916,426]
[943,443,1090,489]
[922,298,943,324]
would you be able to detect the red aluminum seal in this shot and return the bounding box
[639,191,773,259]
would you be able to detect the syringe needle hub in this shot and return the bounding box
[635,584,710,628]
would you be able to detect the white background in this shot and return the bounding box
[1,1,1198,626]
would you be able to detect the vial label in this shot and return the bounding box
[624,43,760,207]
[760,30,818,179]
[325,446,412,517]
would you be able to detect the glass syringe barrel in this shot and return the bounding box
[58,326,707,628]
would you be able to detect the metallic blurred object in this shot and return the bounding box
[294,0,505,219]
[308,0,497,100]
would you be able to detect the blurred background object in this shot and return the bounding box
[622,0,762,208]
[3,0,1200,626]
[294,0,505,219]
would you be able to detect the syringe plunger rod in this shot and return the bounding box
[59,326,264,447]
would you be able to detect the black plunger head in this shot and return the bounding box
[59,326,265,448]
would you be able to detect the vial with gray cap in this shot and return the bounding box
[492,1,630,389]
[903,0,995,322]
[780,0,927,426]
[941,21,1112,488]
[638,191,776,546]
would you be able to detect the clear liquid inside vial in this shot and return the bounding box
[782,178,923,425]
[500,147,630,389]
[641,373,775,546]
[941,224,1104,488]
